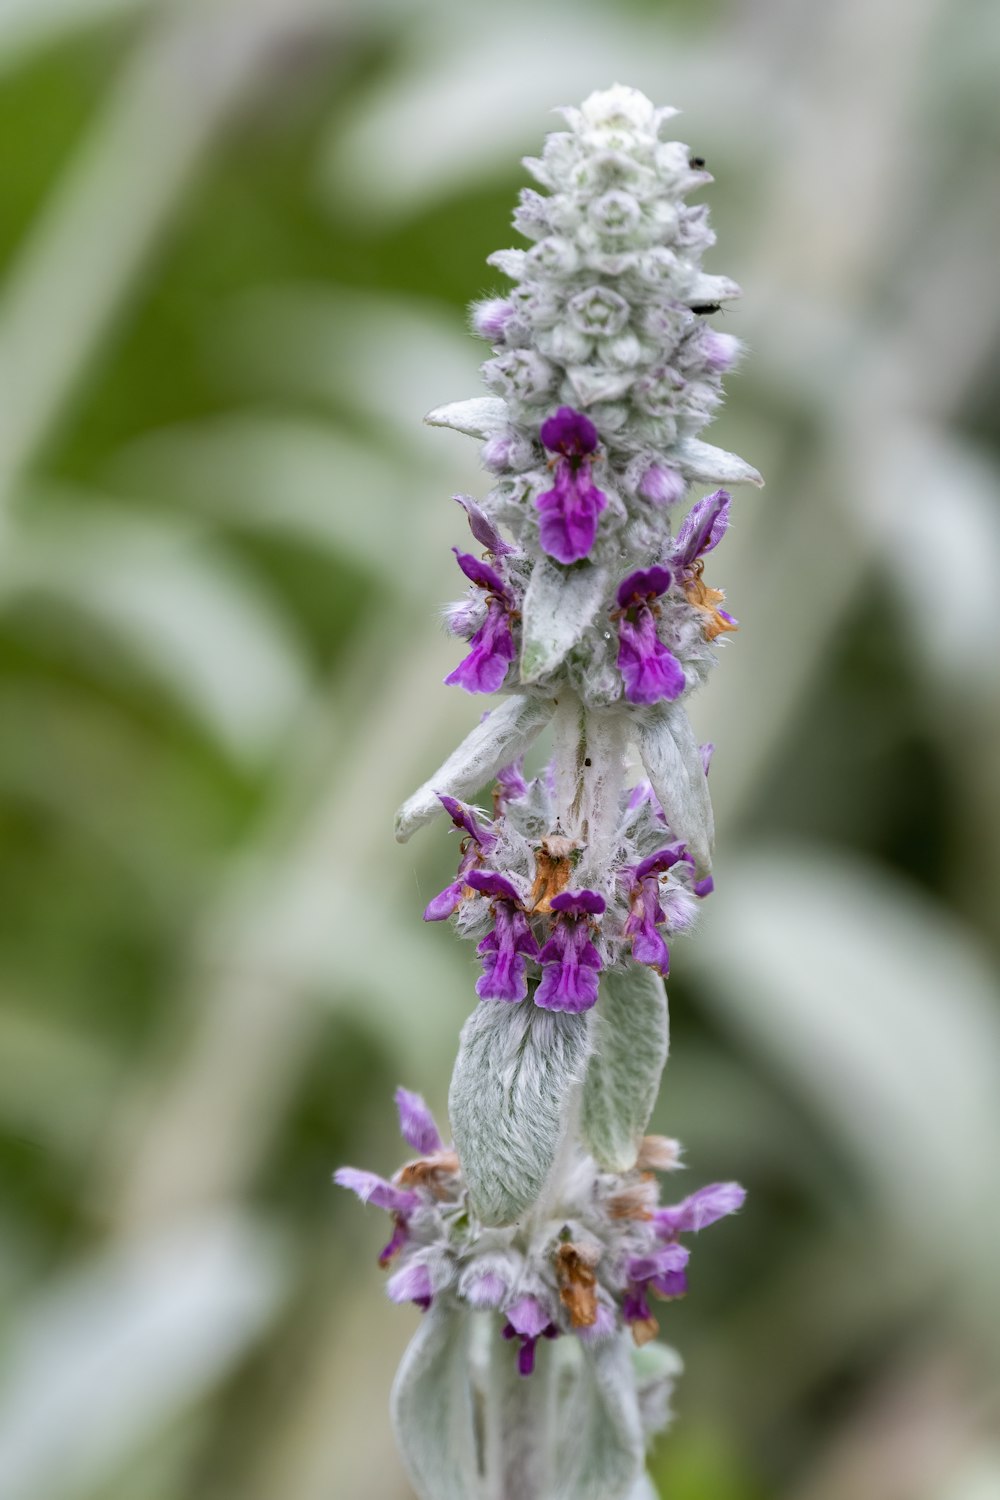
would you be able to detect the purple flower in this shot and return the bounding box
[622,1243,691,1336]
[334,1167,420,1268]
[467,869,539,1002]
[438,794,498,850]
[654,1181,746,1239]
[535,889,605,1013]
[672,489,731,570]
[671,491,738,643]
[333,1167,419,1217]
[502,1295,559,1376]
[536,407,608,564]
[387,1260,434,1310]
[423,795,497,922]
[454,494,515,556]
[395,1087,443,1156]
[464,1271,507,1308]
[494,757,528,811]
[621,845,688,975]
[445,549,516,694]
[472,297,517,342]
[637,463,686,507]
[614,568,686,705]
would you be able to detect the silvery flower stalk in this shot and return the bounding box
[336,85,761,1500]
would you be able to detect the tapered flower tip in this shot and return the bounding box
[674,488,731,565]
[540,406,599,456]
[655,1181,747,1236]
[616,566,672,608]
[505,1294,552,1339]
[387,1261,434,1305]
[467,869,522,903]
[454,495,515,556]
[550,888,606,916]
[395,1087,443,1156]
[333,1167,418,1216]
[452,547,507,595]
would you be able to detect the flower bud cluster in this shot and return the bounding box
[337,1089,744,1392]
[431,83,760,715]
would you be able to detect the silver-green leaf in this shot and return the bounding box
[424,396,508,439]
[449,1002,591,1226]
[390,1302,481,1500]
[395,694,554,842]
[581,964,669,1171]
[520,559,609,685]
[551,1335,645,1500]
[634,701,714,878]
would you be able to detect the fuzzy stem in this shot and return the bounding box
[484,1322,553,1500]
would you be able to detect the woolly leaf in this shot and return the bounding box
[633,1341,683,1442]
[390,1302,480,1500]
[449,1002,591,1226]
[582,964,669,1171]
[551,1335,645,1500]
[634,702,714,878]
[395,694,554,842]
[424,396,509,438]
[677,439,763,488]
[520,560,609,685]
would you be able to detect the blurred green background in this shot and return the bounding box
[1,1,999,1497]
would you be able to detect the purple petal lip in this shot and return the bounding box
[650,1268,689,1298]
[455,495,515,556]
[452,547,509,597]
[333,1167,419,1216]
[633,844,688,881]
[395,1087,443,1155]
[423,880,465,922]
[467,869,522,903]
[693,875,714,899]
[536,462,607,565]
[506,1294,552,1338]
[617,612,686,704]
[655,1181,747,1236]
[540,406,599,456]
[549,888,606,916]
[444,602,516,694]
[628,1243,691,1282]
[673,488,731,567]
[387,1261,434,1305]
[616,566,672,608]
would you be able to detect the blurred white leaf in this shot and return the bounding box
[318,5,745,222]
[690,843,1000,1296]
[2,501,310,763]
[212,284,485,449]
[110,412,464,591]
[0,1213,285,1500]
[860,424,1000,696]
[0,0,157,71]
